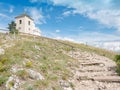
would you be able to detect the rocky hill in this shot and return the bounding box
[0,33,120,90]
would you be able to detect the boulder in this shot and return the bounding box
[59,80,73,90]
[6,75,21,90]
[0,48,4,55]
[27,69,44,80]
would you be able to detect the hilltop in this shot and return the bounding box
[0,33,120,90]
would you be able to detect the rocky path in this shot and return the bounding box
[67,50,120,90]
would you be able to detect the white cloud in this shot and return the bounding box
[29,0,37,3]
[55,37,75,42]
[30,0,50,3]
[48,0,120,32]
[55,34,120,52]
[93,41,120,52]
[55,16,64,22]
[87,10,120,31]
[0,13,11,19]
[27,7,46,24]
[62,11,72,17]
[55,29,60,33]
[9,6,14,13]
[0,24,7,29]
[57,32,120,43]
[78,32,120,42]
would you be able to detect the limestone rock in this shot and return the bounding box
[0,48,4,55]
[59,80,73,90]
[6,75,21,90]
[34,45,41,51]
[27,69,44,80]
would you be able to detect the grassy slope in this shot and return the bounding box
[0,34,78,89]
[59,40,117,60]
[0,33,118,89]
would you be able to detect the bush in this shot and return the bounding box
[115,55,120,75]
[0,76,7,86]
[0,62,3,67]
[27,86,34,90]
[115,55,120,62]
[0,62,8,72]
[35,80,49,88]
[16,70,29,80]
[40,65,47,73]
[43,56,47,60]
[25,61,32,68]
[9,81,14,87]
[0,58,8,64]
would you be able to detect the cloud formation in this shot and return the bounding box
[27,7,46,24]
[55,29,60,33]
[9,6,14,13]
[93,41,120,52]
[39,0,120,32]
[29,0,120,31]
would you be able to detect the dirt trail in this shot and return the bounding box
[67,50,120,90]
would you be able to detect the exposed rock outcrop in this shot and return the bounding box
[0,48,4,55]
[6,75,21,90]
[26,69,44,80]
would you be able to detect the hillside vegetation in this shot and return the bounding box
[0,33,119,90]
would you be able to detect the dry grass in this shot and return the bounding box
[0,33,118,89]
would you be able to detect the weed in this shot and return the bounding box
[8,80,14,88]
[27,86,34,90]
[43,56,47,60]
[114,55,120,75]
[115,55,120,62]
[0,76,7,86]
[25,61,32,68]
[16,70,29,80]
[0,63,8,72]
[35,80,49,88]
[0,58,8,64]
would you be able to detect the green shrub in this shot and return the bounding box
[0,62,3,67]
[64,47,71,52]
[9,81,14,87]
[43,56,47,60]
[69,82,74,89]
[25,61,32,68]
[40,65,47,73]
[27,86,34,90]
[52,86,62,90]
[16,70,28,79]
[0,58,8,64]
[116,61,120,75]
[115,55,120,75]
[46,75,58,81]
[35,80,49,87]
[0,76,7,86]
[0,62,8,72]
[115,55,120,62]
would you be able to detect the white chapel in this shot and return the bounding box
[15,13,41,36]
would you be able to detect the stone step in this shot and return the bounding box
[79,69,106,72]
[79,66,107,72]
[76,76,120,82]
[92,76,120,82]
[77,71,118,77]
[80,62,104,66]
[77,76,91,81]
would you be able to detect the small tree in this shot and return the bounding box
[8,21,18,34]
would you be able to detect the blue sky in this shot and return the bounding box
[0,0,120,44]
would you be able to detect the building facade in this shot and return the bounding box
[15,13,41,36]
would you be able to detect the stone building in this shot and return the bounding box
[15,13,41,36]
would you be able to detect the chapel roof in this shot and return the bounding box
[15,13,33,21]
